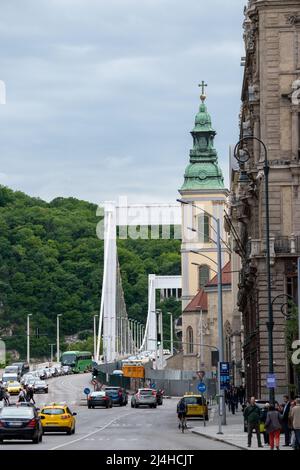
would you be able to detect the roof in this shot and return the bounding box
[183,288,208,313]
[205,261,231,287]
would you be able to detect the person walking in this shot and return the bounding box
[265,404,282,450]
[281,395,291,447]
[243,396,263,448]
[17,387,26,403]
[26,385,35,404]
[290,398,300,450]
[260,403,270,447]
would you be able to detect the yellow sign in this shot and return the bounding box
[122,365,145,378]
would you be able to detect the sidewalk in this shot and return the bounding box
[191,406,293,451]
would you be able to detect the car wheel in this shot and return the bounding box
[66,428,72,435]
[72,426,75,435]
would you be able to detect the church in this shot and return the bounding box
[177,84,242,382]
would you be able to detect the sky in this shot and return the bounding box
[0,0,246,206]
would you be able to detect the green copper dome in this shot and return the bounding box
[181,92,224,191]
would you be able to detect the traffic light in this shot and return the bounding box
[157,333,161,345]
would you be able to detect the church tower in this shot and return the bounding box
[179,84,229,371]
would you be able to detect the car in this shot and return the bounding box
[131,389,157,408]
[61,365,71,375]
[33,380,48,394]
[2,373,19,385]
[39,403,76,435]
[104,387,128,406]
[0,403,43,443]
[243,399,269,432]
[87,391,113,409]
[182,393,209,420]
[6,381,22,396]
[11,362,30,377]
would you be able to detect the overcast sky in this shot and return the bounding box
[0,0,245,205]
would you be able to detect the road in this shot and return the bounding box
[1,374,237,450]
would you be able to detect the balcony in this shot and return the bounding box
[247,235,300,259]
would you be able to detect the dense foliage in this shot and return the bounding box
[0,186,181,359]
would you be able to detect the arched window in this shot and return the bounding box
[187,326,194,354]
[198,214,210,243]
[198,265,210,289]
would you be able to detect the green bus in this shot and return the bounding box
[60,351,93,373]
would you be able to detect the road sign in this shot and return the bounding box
[219,362,230,390]
[266,374,276,389]
[84,387,91,395]
[197,370,206,381]
[197,382,206,393]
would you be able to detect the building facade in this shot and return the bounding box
[178,89,242,375]
[226,0,300,399]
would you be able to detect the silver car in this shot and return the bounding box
[131,389,157,408]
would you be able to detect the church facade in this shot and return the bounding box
[178,88,242,379]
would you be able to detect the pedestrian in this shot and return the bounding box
[27,385,35,404]
[17,387,26,403]
[260,403,270,447]
[290,398,300,450]
[281,395,291,447]
[265,403,282,450]
[229,392,236,415]
[243,396,263,448]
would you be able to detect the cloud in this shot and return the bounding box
[0,0,245,204]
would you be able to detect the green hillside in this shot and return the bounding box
[0,186,181,359]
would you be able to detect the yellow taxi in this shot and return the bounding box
[6,381,22,395]
[182,393,209,420]
[39,403,77,435]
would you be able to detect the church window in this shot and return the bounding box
[198,265,210,289]
[187,326,194,354]
[198,214,210,243]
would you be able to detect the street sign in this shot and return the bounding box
[197,382,206,393]
[267,374,276,389]
[84,387,91,395]
[219,362,230,390]
[197,370,206,381]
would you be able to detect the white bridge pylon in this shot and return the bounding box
[96,201,181,363]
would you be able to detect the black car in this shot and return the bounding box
[0,405,43,443]
[104,386,128,406]
[87,391,112,409]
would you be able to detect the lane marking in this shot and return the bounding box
[50,412,132,450]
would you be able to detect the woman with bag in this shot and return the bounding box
[265,403,283,450]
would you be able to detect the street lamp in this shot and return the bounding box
[49,343,55,363]
[177,198,225,432]
[233,136,274,402]
[56,314,62,363]
[27,314,32,366]
[93,315,99,361]
[167,312,174,355]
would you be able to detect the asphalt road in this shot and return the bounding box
[1,374,237,450]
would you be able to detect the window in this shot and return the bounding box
[187,326,194,354]
[198,265,210,289]
[198,214,210,243]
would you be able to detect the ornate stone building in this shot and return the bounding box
[226,0,300,399]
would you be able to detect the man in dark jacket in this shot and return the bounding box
[243,396,263,448]
[281,395,291,446]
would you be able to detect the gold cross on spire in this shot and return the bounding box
[198,81,208,102]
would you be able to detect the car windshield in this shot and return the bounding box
[8,382,19,387]
[184,397,204,405]
[41,408,64,415]
[139,390,152,395]
[91,392,105,397]
[35,381,44,386]
[61,354,76,365]
[0,408,33,418]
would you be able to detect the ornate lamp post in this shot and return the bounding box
[234,136,274,402]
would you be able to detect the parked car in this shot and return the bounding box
[87,391,112,409]
[131,389,157,408]
[33,380,48,394]
[0,404,43,443]
[104,386,128,406]
[11,362,30,377]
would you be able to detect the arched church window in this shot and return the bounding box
[187,326,194,354]
[198,265,210,289]
[198,214,210,243]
